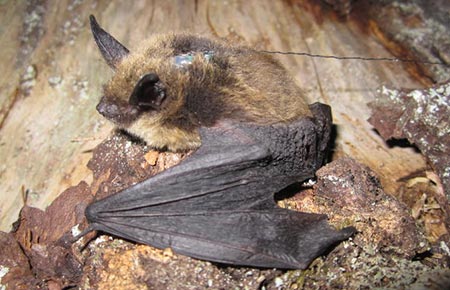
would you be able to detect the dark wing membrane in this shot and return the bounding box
[91,209,354,269]
[86,129,276,216]
[86,120,355,269]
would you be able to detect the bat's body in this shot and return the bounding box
[86,16,355,269]
[91,16,310,151]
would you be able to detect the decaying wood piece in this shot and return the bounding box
[368,82,450,251]
[290,158,448,289]
[368,83,450,199]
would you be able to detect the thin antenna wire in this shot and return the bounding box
[257,50,448,66]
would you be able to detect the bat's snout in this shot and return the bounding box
[96,96,141,126]
[96,98,119,119]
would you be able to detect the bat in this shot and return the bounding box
[85,15,356,269]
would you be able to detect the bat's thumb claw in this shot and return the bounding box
[340,226,357,238]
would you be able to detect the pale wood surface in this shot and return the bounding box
[0,0,426,231]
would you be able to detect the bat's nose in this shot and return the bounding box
[96,98,119,119]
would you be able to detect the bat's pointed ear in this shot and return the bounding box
[129,73,166,110]
[89,15,129,69]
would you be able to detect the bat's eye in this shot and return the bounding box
[129,73,166,110]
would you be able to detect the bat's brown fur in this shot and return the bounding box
[97,32,311,151]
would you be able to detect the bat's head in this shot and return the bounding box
[90,15,223,151]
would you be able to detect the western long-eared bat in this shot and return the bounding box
[85,15,356,269]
